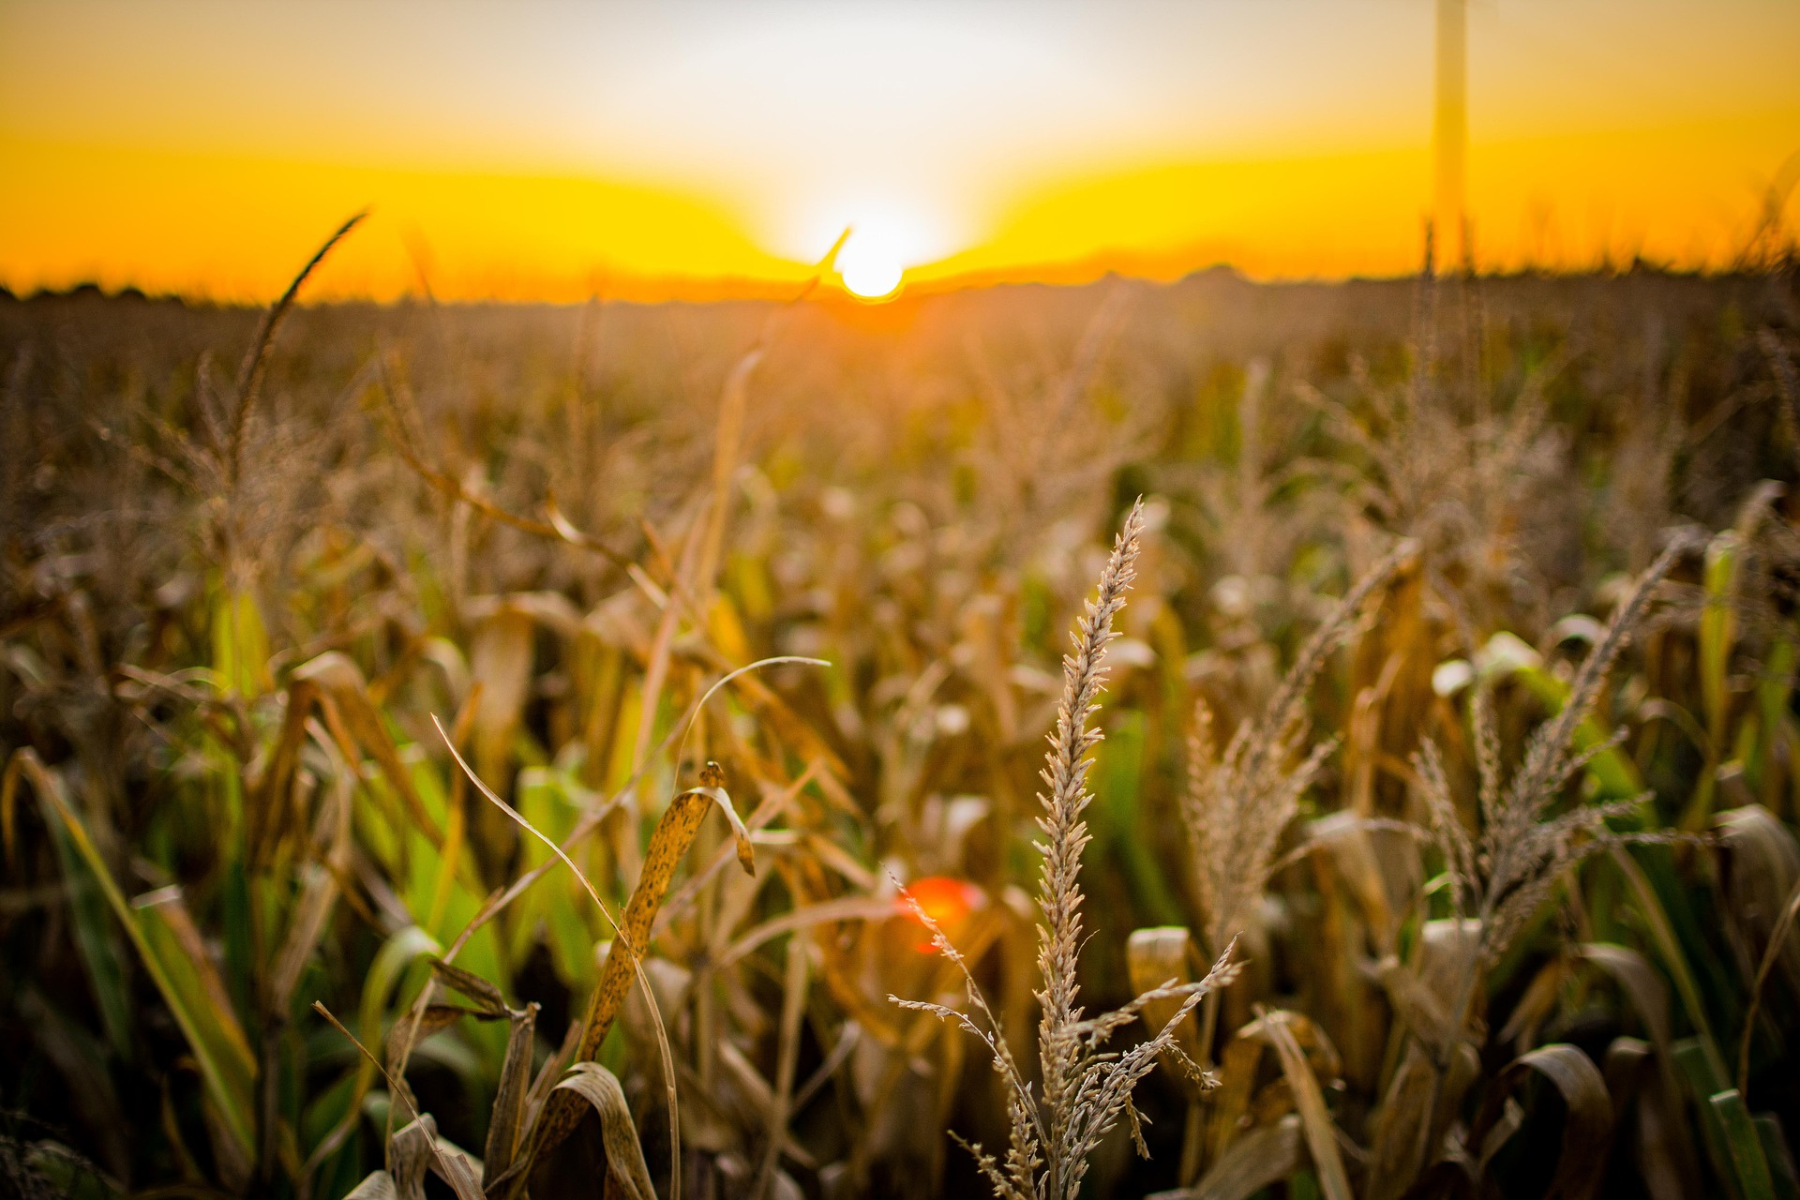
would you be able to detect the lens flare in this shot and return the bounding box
[899,876,984,951]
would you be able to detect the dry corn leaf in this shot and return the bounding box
[690,778,756,877]
[468,605,536,775]
[1579,943,1673,1058]
[1476,1097,1527,1175]
[345,1169,398,1200]
[1310,812,1396,947]
[1417,917,1482,1000]
[427,956,508,1017]
[1126,927,1197,1029]
[432,1146,485,1200]
[246,675,319,864]
[1602,1036,1652,1109]
[391,1112,485,1200]
[1183,1113,1303,1200]
[1497,956,1569,1053]
[391,1114,435,1200]
[1718,805,1800,998]
[1377,956,1463,1059]
[1205,1035,1267,1165]
[1242,1010,1354,1200]
[553,1062,657,1200]
[483,1001,540,1186]
[1602,1036,1694,1200]
[1366,1041,1439,1200]
[1470,1043,1615,1200]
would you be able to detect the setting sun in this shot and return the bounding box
[836,227,905,299]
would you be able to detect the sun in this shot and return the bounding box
[836,228,905,299]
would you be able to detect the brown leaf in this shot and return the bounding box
[391,1115,436,1200]
[1378,956,1464,1059]
[1717,805,1800,994]
[1152,1113,1302,1200]
[392,1113,485,1200]
[1469,1043,1615,1200]
[690,760,756,877]
[1206,1035,1267,1164]
[296,651,443,845]
[1366,1040,1440,1200]
[345,1170,398,1200]
[428,957,508,1016]
[1579,944,1672,1060]
[483,1002,540,1186]
[553,1062,657,1200]
[468,605,536,785]
[1242,1010,1353,1200]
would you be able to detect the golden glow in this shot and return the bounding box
[1,2,1796,299]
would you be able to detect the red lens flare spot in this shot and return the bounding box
[898,876,985,953]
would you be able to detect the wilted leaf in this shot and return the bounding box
[391,1114,435,1200]
[1717,805,1800,999]
[1206,1035,1268,1165]
[1471,1043,1614,1200]
[468,604,536,785]
[1242,1010,1352,1200]
[1602,1036,1653,1109]
[1497,956,1568,1053]
[1161,1113,1302,1200]
[1309,812,1397,948]
[553,1062,657,1200]
[427,956,507,1016]
[683,760,756,878]
[1580,944,1673,1058]
[389,1112,486,1200]
[483,1002,539,1186]
[1378,956,1463,1058]
[296,651,444,847]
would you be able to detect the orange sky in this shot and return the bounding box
[2,1,1796,301]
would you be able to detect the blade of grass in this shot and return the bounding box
[4,749,257,1161]
[1712,1089,1777,1200]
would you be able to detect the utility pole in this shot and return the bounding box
[1433,0,1468,270]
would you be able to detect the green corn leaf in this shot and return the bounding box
[1711,1089,1776,1200]
[8,751,257,1161]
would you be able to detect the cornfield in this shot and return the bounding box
[4,226,1800,1200]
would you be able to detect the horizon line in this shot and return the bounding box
[6,251,1786,309]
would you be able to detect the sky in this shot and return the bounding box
[1,1,1797,301]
